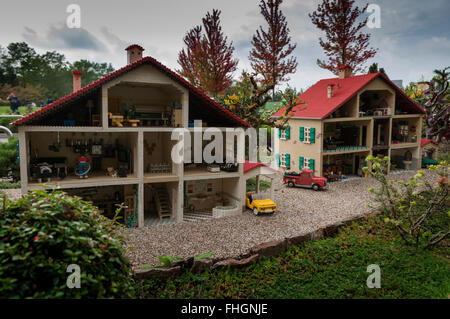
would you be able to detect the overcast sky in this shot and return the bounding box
[1,0,449,90]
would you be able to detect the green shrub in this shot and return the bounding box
[0,116,20,133]
[364,156,449,248]
[0,189,135,298]
[0,181,21,189]
[0,136,19,181]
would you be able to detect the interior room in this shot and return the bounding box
[183,130,240,177]
[390,147,420,171]
[66,184,138,227]
[143,132,178,179]
[358,90,393,117]
[391,118,420,144]
[26,89,102,127]
[107,82,183,128]
[144,182,178,226]
[323,121,370,152]
[323,152,369,180]
[27,131,138,185]
[184,177,241,221]
[373,118,390,149]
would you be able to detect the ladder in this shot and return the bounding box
[154,186,171,220]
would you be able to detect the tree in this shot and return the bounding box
[249,0,297,98]
[309,0,377,74]
[417,67,449,142]
[219,71,304,129]
[71,60,114,87]
[368,62,386,75]
[178,10,238,97]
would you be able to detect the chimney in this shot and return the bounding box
[72,70,82,92]
[338,64,352,79]
[327,84,335,98]
[125,44,145,64]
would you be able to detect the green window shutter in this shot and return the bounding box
[276,153,280,167]
[278,129,282,138]
[310,127,315,143]
[299,126,304,141]
[309,158,315,171]
[286,126,290,140]
[286,153,290,168]
[299,156,304,170]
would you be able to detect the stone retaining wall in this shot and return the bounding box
[133,213,372,280]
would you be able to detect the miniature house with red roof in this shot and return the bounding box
[272,66,425,177]
[13,45,249,227]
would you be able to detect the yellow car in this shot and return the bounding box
[246,192,277,216]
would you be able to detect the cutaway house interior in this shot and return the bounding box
[13,45,249,227]
[273,66,426,179]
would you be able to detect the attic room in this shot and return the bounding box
[107,82,183,128]
[358,89,394,117]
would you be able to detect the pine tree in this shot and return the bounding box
[177,10,238,97]
[309,0,377,74]
[249,0,298,98]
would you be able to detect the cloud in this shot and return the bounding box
[100,26,129,52]
[22,23,106,51]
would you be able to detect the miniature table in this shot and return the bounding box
[125,119,140,127]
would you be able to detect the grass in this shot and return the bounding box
[0,106,39,115]
[135,216,449,299]
[246,177,271,192]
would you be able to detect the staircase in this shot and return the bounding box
[183,210,213,222]
[154,186,171,220]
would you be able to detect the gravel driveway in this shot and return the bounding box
[123,170,435,268]
[0,171,437,269]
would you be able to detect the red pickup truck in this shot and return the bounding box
[283,170,328,191]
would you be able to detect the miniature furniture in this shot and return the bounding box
[91,114,101,126]
[153,186,172,220]
[125,119,140,127]
[109,113,124,127]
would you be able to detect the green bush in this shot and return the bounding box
[0,189,135,298]
[0,136,19,181]
[0,117,20,133]
[0,181,21,189]
[364,156,449,248]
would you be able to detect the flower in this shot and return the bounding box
[33,236,40,241]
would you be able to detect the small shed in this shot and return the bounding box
[244,161,277,199]
[420,139,439,161]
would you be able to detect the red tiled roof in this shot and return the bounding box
[13,56,249,127]
[421,139,439,147]
[272,72,425,119]
[243,160,276,173]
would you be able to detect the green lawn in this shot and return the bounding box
[136,216,449,299]
[246,177,271,192]
[0,106,39,115]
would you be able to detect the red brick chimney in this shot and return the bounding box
[72,70,82,92]
[338,65,352,79]
[125,44,145,64]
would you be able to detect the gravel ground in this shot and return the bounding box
[0,171,438,269]
[123,170,438,268]
[0,188,21,200]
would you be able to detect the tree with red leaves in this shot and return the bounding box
[249,0,298,98]
[177,10,238,97]
[309,0,377,75]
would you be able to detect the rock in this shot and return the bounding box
[211,254,259,270]
[190,258,213,273]
[323,222,344,237]
[172,256,194,269]
[133,266,181,280]
[286,233,310,247]
[250,239,286,258]
[310,228,324,240]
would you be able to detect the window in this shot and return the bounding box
[302,157,310,170]
[279,126,290,140]
[304,127,311,143]
[280,129,287,139]
[280,153,290,168]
